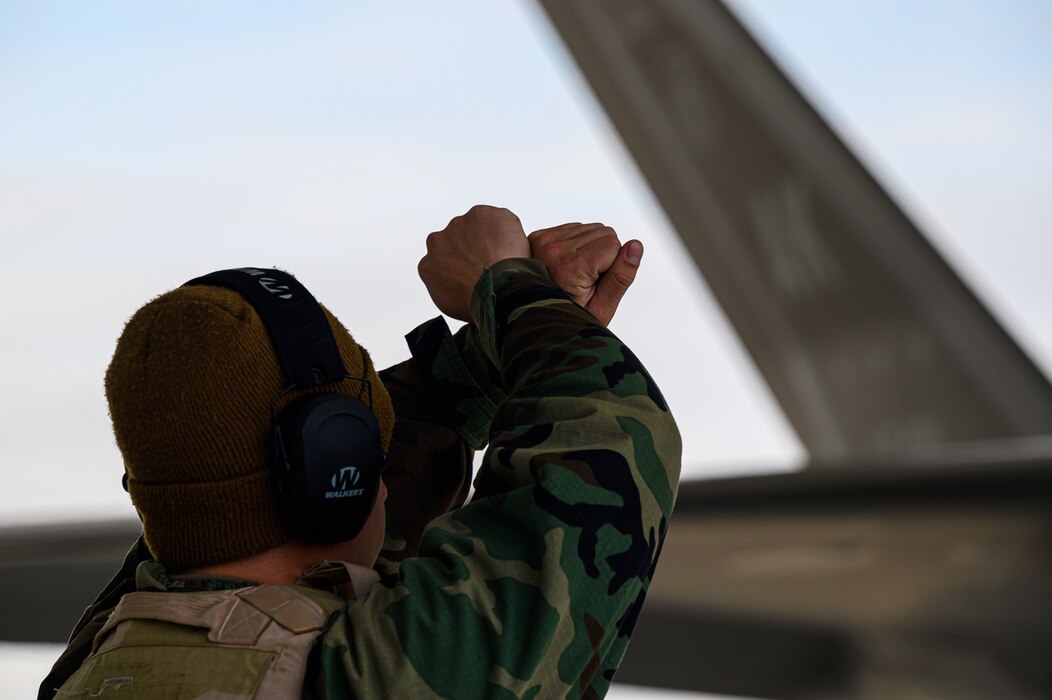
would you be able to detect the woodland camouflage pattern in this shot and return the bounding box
[42,259,681,699]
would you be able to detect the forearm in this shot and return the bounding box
[376,357,473,563]
[376,317,509,562]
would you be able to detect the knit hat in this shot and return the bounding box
[106,281,395,572]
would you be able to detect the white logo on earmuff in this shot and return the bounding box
[325,466,365,499]
[332,466,360,489]
[236,267,294,300]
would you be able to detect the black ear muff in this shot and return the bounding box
[184,267,386,544]
[273,393,386,542]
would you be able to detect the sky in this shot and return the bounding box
[1,1,1049,696]
[0,1,1049,528]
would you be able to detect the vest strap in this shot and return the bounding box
[297,560,380,600]
[236,585,329,635]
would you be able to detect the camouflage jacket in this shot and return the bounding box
[42,259,681,699]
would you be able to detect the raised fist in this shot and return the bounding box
[528,223,642,326]
[418,205,530,321]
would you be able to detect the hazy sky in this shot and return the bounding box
[2,2,1049,697]
[1,0,1049,525]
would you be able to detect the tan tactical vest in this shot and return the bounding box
[53,562,378,700]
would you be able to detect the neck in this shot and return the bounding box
[179,539,370,584]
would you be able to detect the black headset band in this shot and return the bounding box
[184,268,348,387]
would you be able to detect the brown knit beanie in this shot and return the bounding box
[105,281,395,572]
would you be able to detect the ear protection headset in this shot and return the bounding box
[182,267,386,543]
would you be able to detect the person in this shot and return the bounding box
[41,205,681,699]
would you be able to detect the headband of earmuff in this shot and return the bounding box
[184,267,347,386]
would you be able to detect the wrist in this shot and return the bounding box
[486,257,550,279]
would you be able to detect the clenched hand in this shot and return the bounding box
[528,223,642,326]
[418,205,530,321]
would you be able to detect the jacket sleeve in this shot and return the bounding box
[317,259,682,699]
[376,318,506,563]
